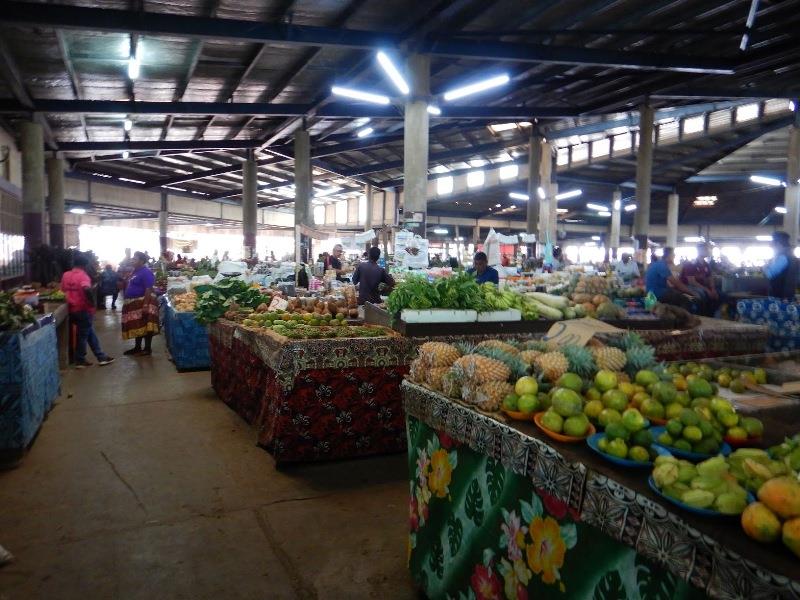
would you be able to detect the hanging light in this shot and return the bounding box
[128,53,140,80]
[123,118,132,131]
[442,74,510,101]
[376,51,409,95]
[331,86,390,105]
[426,105,442,115]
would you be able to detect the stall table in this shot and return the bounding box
[403,381,799,599]
[209,320,417,463]
[0,315,60,465]
[160,296,210,371]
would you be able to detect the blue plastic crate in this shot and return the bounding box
[161,297,210,370]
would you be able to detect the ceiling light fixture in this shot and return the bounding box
[591,235,601,241]
[433,228,448,234]
[613,199,621,211]
[750,175,785,187]
[537,187,546,200]
[128,53,140,79]
[331,86,390,105]
[356,127,374,138]
[122,150,129,159]
[442,74,510,101]
[123,119,132,131]
[426,105,441,115]
[495,203,502,207]
[556,189,582,201]
[509,192,529,201]
[70,207,87,214]
[376,51,409,94]
[597,210,612,217]
[775,206,788,214]
[353,117,370,127]
[556,208,568,214]
[684,236,705,243]
[624,203,637,212]
[694,195,717,207]
[586,203,609,212]
[755,235,773,242]
[118,177,145,184]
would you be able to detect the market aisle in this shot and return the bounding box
[0,311,415,600]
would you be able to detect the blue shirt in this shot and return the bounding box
[468,266,499,285]
[645,260,672,299]
[764,254,789,279]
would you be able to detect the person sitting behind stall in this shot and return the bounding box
[547,246,567,271]
[764,231,799,300]
[645,247,696,311]
[680,242,719,316]
[429,253,444,268]
[614,253,640,282]
[467,251,499,285]
[352,247,395,305]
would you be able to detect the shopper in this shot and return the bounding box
[645,248,696,311]
[121,251,160,356]
[352,247,395,305]
[468,251,499,285]
[764,231,799,300]
[328,244,348,281]
[98,264,121,310]
[680,243,719,315]
[61,254,114,368]
[614,253,640,283]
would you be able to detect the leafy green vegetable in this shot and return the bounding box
[194,281,270,324]
[0,292,37,331]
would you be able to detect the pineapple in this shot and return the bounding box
[522,340,550,353]
[535,351,569,382]
[561,344,597,378]
[625,345,657,375]
[452,355,510,384]
[592,346,626,371]
[426,367,451,391]
[418,341,461,367]
[441,372,461,398]
[476,339,520,355]
[471,346,529,380]
[475,381,514,411]
[408,358,425,383]
[519,349,543,366]
[609,331,646,351]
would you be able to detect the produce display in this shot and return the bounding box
[240,310,392,339]
[194,279,273,324]
[284,289,359,319]
[667,361,768,396]
[0,291,37,331]
[171,291,197,312]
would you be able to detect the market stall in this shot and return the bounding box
[160,295,210,371]
[0,313,60,465]
[404,381,799,599]
[209,319,416,463]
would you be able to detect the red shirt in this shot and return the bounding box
[61,268,94,314]
[680,260,712,287]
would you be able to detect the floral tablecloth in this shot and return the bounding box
[404,382,800,600]
[209,321,417,463]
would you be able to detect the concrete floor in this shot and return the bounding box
[0,310,416,600]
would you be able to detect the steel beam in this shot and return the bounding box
[58,140,260,151]
[0,2,735,73]
[146,156,287,188]
[653,89,800,100]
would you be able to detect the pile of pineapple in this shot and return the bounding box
[408,332,658,414]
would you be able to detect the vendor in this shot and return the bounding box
[547,246,567,271]
[645,247,695,310]
[328,244,348,281]
[680,242,719,316]
[764,231,799,300]
[467,251,499,285]
[352,247,394,305]
[614,253,640,282]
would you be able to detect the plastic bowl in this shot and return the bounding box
[650,426,732,462]
[534,412,596,443]
[502,409,535,422]
[648,476,755,517]
[724,435,762,448]
[586,433,670,468]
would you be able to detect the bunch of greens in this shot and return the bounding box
[386,272,486,316]
[194,279,270,324]
[0,292,37,332]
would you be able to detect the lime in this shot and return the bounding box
[682,425,703,443]
[628,445,650,462]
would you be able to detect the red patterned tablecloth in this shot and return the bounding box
[209,321,416,463]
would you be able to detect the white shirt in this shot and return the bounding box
[615,260,640,280]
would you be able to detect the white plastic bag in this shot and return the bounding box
[483,228,501,267]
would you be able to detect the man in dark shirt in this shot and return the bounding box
[328,244,348,282]
[352,247,395,305]
[467,251,499,285]
[679,243,718,315]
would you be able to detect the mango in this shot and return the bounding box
[742,502,782,543]
[757,476,800,519]
[783,518,800,559]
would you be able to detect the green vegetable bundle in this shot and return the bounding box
[194,280,270,324]
[0,292,37,332]
[386,273,487,316]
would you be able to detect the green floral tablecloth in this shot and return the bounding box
[404,382,800,600]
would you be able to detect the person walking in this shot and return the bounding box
[121,251,160,356]
[98,264,121,309]
[61,254,114,368]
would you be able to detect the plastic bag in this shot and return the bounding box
[483,228,501,266]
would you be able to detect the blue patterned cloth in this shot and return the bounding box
[737,297,800,352]
[161,297,210,370]
[0,322,60,451]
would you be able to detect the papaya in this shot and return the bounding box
[783,518,800,558]
[741,502,781,543]
[757,476,800,519]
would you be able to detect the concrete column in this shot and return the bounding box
[785,119,800,245]
[526,134,542,236]
[667,192,680,248]
[634,104,655,252]
[548,182,558,247]
[158,192,168,256]
[473,225,481,247]
[46,156,66,248]
[610,189,622,258]
[402,54,430,236]
[537,142,553,245]
[294,129,312,262]
[242,151,258,259]
[364,183,374,229]
[21,121,45,256]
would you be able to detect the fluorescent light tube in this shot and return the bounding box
[433,228,448,234]
[537,187,546,199]
[331,86,390,105]
[775,206,788,214]
[556,189,582,201]
[509,192,529,201]
[624,204,637,212]
[443,74,510,101]
[376,51,409,95]
[128,54,140,79]
[684,236,705,243]
[70,207,86,214]
[750,175,784,187]
[353,117,370,126]
[597,211,612,217]
[122,150,129,159]
[586,203,609,211]
[756,235,773,242]
[426,105,441,115]
[591,236,601,241]
[356,127,374,138]
[124,119,132,131]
